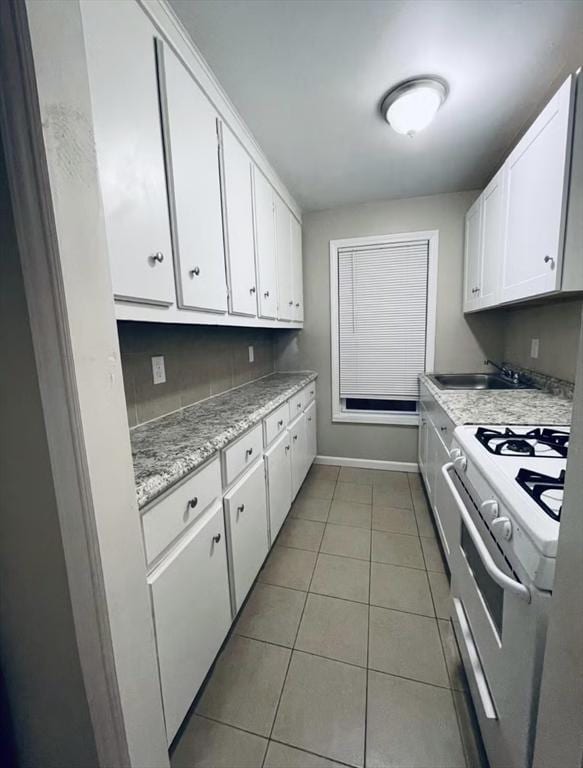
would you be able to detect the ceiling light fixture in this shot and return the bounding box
[381,77,448,137]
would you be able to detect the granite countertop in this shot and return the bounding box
[131,371,317,510]
[420,373,573,427]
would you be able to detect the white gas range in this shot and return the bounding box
[441,423,569,768]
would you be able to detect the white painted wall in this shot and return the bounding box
[276,190,506,463]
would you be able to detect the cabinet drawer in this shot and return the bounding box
[223,459,269,612]
[264,402,289,447]
[142,457,222,566]
[222,423,263,487]
[304,380,317,405]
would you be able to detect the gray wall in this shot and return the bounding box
[276,190,506,464]
[118,322,276,426]
[503,299,583,383]
[0,146,98,767]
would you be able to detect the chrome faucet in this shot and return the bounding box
[484,359,520,384]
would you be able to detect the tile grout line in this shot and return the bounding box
[261,466,339,767]
[364,501,373,768]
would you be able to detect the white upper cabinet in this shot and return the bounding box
[479,167,505,308]
[220,124,258,316]
[81,0,175,306]
[158,42,227,314]
[252,169,279,319]
[463,197,482,313]
[501,75,574,303]
[275,196,294,321]
[291,216,304,322]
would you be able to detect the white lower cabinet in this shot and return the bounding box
[223,459,269,613]
[305,400,317,475]
[265,432,292,544]
[148,502,231,743]
[289,413,307,499]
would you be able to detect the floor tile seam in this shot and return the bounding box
[268,737,358,768]
[366,666,457,693]
[436,618,469,694]
[363,521,373,768]
[407,472,424,539]
[265,506,320,748]
[316,550,374,566]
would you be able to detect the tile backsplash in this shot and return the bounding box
[118,322,275,427]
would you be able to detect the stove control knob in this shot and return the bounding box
[491,516,513,541]
[480,499,499,522]
[453,453,467,472]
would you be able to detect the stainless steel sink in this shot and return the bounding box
[428,373,533,390]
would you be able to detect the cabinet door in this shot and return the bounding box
[148,503,231,743]
[265,432,292,544]
[291,216,304,322]
[431,434,460,567]
[275,196,293,321]
[220,124,258,316]
[81,0,175,306]
[478,167,505,309]
[418,412,430,490]
[224,459,269,612]
[289,414,307,499]
[463,196,483,312]
[305,401,317,473]
[253,169,278,319]
[501,75,573,303]
[159,42,227,313]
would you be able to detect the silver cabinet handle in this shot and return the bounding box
[309,390,314,396]
[189,266,200,276]
[151,252,164,263]
[297,402,302,409]
[440,425,447,433]
[245,447,253,458]
[250,286,256,294]
[293,435,298,441]
[295,302,300,307]
[237,504,245,513]
[288,300,294,306]
[441,463,530,602]
[277,419,284,427]
[308,417,312,422]
[264,290,270,298]
[285,445,290,452]
[212,533,221,544]
[188,497,198,509]
[544,255,555,269]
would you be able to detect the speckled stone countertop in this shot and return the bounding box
[420,374,572,427]
[131,371,317,510]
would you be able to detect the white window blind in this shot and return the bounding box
[338,240,429,401]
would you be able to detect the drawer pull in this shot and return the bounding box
[277,419,284,427]
[212,533,221,544]
[293,435,298,441]
[310,390,314,396]
[297,402,302,409]
[440,426,448,432]
[285,445,290,452]
[237,504,245,514]
[245,447,253,458]
[308,417,312,422]
[188,497,198,509]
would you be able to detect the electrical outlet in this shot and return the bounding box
[151,355,166,385]
[530,338,540,359]
[248,345,254,363]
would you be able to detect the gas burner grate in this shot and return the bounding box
[475,427,569,458]
[516,468,565,521]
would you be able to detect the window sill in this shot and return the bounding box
[332,411,420,426]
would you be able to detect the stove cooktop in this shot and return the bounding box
[475,426,569,459]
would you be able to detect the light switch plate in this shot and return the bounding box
[530,338,540,359]
[248,345,254,363]
[152,355,166,385]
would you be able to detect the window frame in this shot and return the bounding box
[330,230,439,426]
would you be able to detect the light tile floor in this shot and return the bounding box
[171,466,487,768]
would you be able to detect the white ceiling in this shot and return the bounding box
[169,0,583,212]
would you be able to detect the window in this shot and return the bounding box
[330,231,438,425]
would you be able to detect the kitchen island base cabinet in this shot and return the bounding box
[265,432,292,545]
[223,459,269,614]
[148,502,231,744]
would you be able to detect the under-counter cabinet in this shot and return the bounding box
[305,400,317,476]
[265,432,293,544]
[158,41,227,314]
[220,123,258,316]
[81,0,175,306]
[501,75,574,303]
[223,459,269,613]
[289,413,307,499]
[148,502,231,743]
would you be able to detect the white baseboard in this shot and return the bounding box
[315,455,419,473]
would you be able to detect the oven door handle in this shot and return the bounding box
[442,462,531,603]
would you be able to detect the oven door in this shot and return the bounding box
[441,462,544,768]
